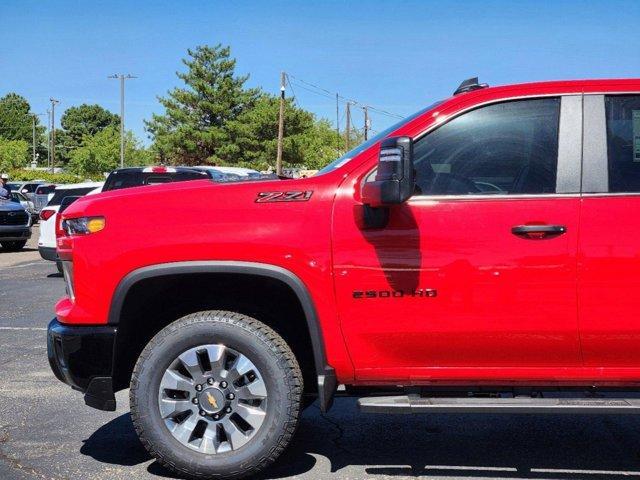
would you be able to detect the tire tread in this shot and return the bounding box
[130,310,303,479]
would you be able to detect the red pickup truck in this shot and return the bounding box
[48,77,640,479]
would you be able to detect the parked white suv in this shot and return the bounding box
[38,182,103,271]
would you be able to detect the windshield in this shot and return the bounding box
[103,170,208,191]
[317,102,442,175]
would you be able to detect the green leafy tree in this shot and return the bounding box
[59,104,119,163]
[68,126,152,176]
[146,44,261,165]
[0,93,46,164]
[296,119,346,170]
[225,95,343,170]
[0,138,29,172]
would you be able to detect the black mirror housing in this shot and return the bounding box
[362,136,414,206]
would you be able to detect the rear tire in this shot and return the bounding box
[1,240,27,251]
[130,310,303,479]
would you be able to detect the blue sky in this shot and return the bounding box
[1,0,639,144]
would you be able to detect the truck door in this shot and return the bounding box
[332,96,583,381]
[578,92,640,369]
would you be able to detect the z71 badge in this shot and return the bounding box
[256,191,313,203]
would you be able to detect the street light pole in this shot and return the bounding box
[49,98,59,173]
[31,113,44,167]
[108,74,137,168]
[31,115,36,165]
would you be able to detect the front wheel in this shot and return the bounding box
[1,240,27,251]
[130,311,303,479]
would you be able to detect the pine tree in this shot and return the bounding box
[146,44,260,165]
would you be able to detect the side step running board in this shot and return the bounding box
[358,395,640,415]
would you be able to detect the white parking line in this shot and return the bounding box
[5,261,43,269]
[532,468,640,476]
[0,327,47,331]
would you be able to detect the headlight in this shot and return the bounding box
[63,216,106,235]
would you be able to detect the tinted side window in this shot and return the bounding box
[47,188,95,207]
[413,98,560,196]
[605,95,640,193]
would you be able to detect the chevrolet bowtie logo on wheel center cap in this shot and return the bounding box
[199,388,225,414]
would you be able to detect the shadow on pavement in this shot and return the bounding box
[80,413,151,467]
[0,247,38,253]
[80,398,640,479]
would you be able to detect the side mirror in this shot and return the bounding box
[361,136,414,207]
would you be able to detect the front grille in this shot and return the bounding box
[0,210,28,226]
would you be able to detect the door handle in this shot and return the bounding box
[511,224,567,239]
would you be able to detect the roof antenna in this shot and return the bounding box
[454,77,489,95]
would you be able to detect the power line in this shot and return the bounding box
[287,73,404,120]
[287,80,335,101]
[287,74,336,98]
[284,74,297,104]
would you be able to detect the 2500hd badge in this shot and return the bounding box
[352,288,437,299]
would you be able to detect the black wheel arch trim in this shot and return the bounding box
[108,261,337,412]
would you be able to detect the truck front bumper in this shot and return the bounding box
[47,318,118,411]
[0,226,31,242]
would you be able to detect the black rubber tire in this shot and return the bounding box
[1,240,27,251]
[130,310,303,480]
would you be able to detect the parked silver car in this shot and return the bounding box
[11,191,38,222]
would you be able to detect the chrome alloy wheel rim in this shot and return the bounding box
[158,344,268,454]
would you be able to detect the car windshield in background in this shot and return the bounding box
[102,170,209,192]
[316,102,442,175]
[20,183,42,193]
[35,185,56,195]
[12,192,28,202]
[47,188,97,207]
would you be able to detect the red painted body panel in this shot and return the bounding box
[56,175,355,381]
[57,78,640,387]
[578,196,640,367]
[333,195,582,375]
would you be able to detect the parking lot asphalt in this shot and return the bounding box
[4,228,640,479]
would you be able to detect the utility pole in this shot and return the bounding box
[276,71,286,176]
[46,109,51,170]
[49,98,59,173]
[108,74,137,168]
[363,106,370,141]
[335,93,340,135]
[345,102,351,150]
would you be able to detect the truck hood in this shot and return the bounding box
[0,201,26,212]
[62,176,309,218]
